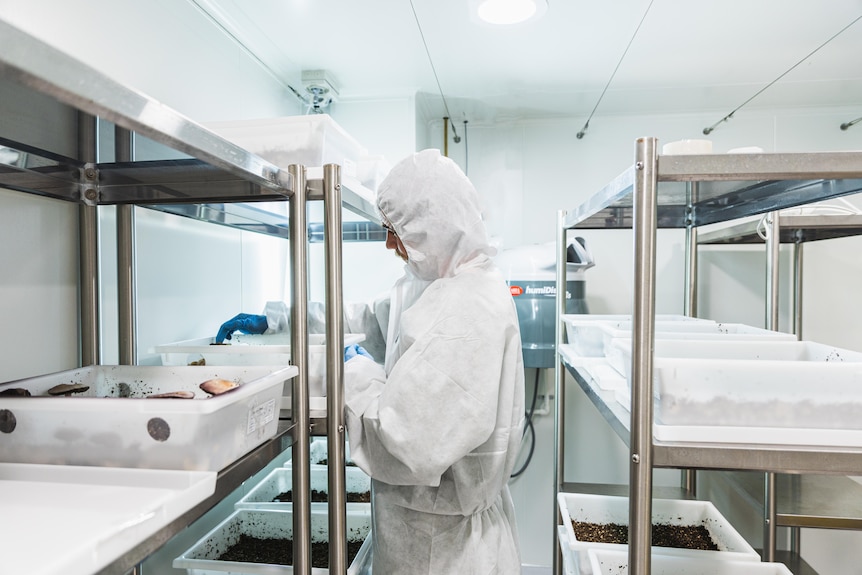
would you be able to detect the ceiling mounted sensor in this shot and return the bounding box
[471,0,548,26]
[301,69,339,113]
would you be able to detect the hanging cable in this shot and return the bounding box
[511,368,541,478]
[463,120,469,175]
[576,0,655,139]
[841,115,862,131]
[704,13,862,135]
[410,0,459,144]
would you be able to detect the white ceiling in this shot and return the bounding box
[191,0,862,124]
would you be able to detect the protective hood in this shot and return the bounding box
[376,149,495,281]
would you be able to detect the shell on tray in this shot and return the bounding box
[46,383,90,396]
[199,378,239,396]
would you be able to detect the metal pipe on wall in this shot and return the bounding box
[78,111,100,367]
[629,137,658,575]
[115,126,137,366]
[323,163,348,574]
[290,164,312,575]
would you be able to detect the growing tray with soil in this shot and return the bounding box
[572,520,718,550]
[273,488,371,503]
[217,534,364,567]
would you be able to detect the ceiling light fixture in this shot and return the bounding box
[471,0,547,26]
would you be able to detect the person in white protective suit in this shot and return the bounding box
[343,149,526,575]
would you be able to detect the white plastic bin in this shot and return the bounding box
[648,340,862,430]
[562,315,716,357]
[154,334,364,399]
[173,508,372,575]
[606,337,841,383]
[0,365,296,470]
[236,466,370,511]
[204,114,368,171]
[588,549,792,575]
[557,493,759,575]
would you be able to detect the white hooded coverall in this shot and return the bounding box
[343,149,526,575]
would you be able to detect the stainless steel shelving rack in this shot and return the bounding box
[0,18,375,575]
[553,137,862,575]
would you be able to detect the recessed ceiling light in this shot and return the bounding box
[471,0,548,26]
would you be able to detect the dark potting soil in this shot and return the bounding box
[272,489,371,503]
[572,521,719,550]
[317,459,357,467]
[217,534,364,567]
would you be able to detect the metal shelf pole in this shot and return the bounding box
[78,111,100,367]
[553,209,568,575]
[323,164,348,574]
[116,126,137,366]
[629,137,659,575]
[290,164,312,575]
[682,181,699,496]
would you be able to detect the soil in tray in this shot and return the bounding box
[572,521,719,550]
[217,534,364,567]
[273,489,371,503]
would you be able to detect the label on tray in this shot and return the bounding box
[247,398,277,434]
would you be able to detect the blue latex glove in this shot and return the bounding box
[216,313,268,343]
[344,343,372,362]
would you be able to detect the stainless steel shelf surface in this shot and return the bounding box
[563,152,862,230]
[0,18,291,196]
[561,356,862,476]
[698,214,862,244]
[95,420,297,575]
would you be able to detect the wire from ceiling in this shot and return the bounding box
[704,13,862,135]
[576,0,655,139]
[409,0,460,144]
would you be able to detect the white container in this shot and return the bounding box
[154,333,364,399]
[0,462,216,575]
[606,337,827,383]
[650,341,862,430]
[558,526,577,575]
[236,466,370,511]
[173,508,372,575]
[0,365,295,470]
[557,493,759,575]
[205,114,368,171]
[588,549,792,575]
[562,315,716,357]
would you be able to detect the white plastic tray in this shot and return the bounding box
[0,365,296,470]
[588,549,792,574]
[557,493,759,575]
[204,114,368,172]
[558,345,628,391]
[649,341,862,431]
[154,333,364,399]
[0,462,216,575]
[235,466,370,511]
[173,508,372,575]
[562,315,717,357]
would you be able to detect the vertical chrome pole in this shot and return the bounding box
[290,165,312,575]
[552,210,567,575]
[78,111,100,367]
[323,164,347,574]
[793,238,803,340]
[682,182,698,497]
[115,126,136,365]
[763,210,780,562]
[629,137,658,575]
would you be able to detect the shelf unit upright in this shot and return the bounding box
[0,18,376,575]
[553,136,862,575]
[697,205,862,564]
